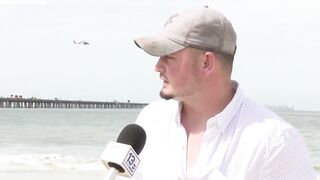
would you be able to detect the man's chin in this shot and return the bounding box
[159,91,174,100]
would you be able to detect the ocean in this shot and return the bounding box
[0,108,319,176]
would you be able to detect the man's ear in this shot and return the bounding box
[202,52,215,72]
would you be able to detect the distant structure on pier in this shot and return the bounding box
[267,104,295,112]
[0,96,147,109]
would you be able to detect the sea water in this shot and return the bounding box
[0,108,138,173]
[0,108,319,176]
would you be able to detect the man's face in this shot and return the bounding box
[155,48,202,101]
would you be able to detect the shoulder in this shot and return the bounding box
[139,99,178,114]
[236,98,303,157]
[233,99,316,178]
[135,99,179,127]
[239,98,293,133]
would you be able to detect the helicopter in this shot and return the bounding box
[73,40,90,45]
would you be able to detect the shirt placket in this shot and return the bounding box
[185,124,220,179]
[175,123,188,179]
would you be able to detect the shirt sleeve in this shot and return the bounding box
[259,127,317,180]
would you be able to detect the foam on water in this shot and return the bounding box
[0,153,105,173]
[0,109,319,177]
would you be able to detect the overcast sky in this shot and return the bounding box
[0,0,319,111]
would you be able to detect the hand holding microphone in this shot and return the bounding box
[101,124,146,180]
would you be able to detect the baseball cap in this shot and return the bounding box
[134,6,237,56]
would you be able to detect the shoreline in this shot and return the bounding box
[0,171,106,180]
[0,170,319,180]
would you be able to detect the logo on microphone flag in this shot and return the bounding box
[100,141,140,177]
[124,148,140,176]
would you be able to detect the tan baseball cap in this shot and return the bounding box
[134,6,237,57]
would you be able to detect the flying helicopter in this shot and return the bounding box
[73,40,90,45]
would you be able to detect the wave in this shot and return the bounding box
[0,153,105,173]
[1,153,319,176]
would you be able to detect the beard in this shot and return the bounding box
[159,67,201,101]
[159,90,174,100]
[159,84,196,101]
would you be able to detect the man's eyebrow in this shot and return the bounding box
[166,55,176,59]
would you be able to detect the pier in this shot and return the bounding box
[0,98,147,109]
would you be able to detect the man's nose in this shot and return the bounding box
[155,57,165,72]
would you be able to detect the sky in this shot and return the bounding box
[0,0,319,111]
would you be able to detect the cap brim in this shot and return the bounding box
[134,33,186,57]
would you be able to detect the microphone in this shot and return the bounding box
[101,124,146,180]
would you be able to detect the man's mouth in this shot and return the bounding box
[160,75,168,83]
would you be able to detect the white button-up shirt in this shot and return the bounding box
[129,83,317,180]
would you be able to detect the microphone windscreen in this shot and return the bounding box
[116,124,146,155]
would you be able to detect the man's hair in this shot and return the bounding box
[215,52,234,72]
[190,47,234,74]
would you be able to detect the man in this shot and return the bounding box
[132,6,317,179]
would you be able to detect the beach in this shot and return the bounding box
[0,171,319,180]
[0,108,319,179]
[0,172,105,180]
[0,108,137,180]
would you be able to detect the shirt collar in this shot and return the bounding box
[173,81,245,132]
[206,81,244,133]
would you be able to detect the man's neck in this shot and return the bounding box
[180,81,235,132]
[180,80,235,170]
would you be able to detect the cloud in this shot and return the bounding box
[0,0,46,5]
